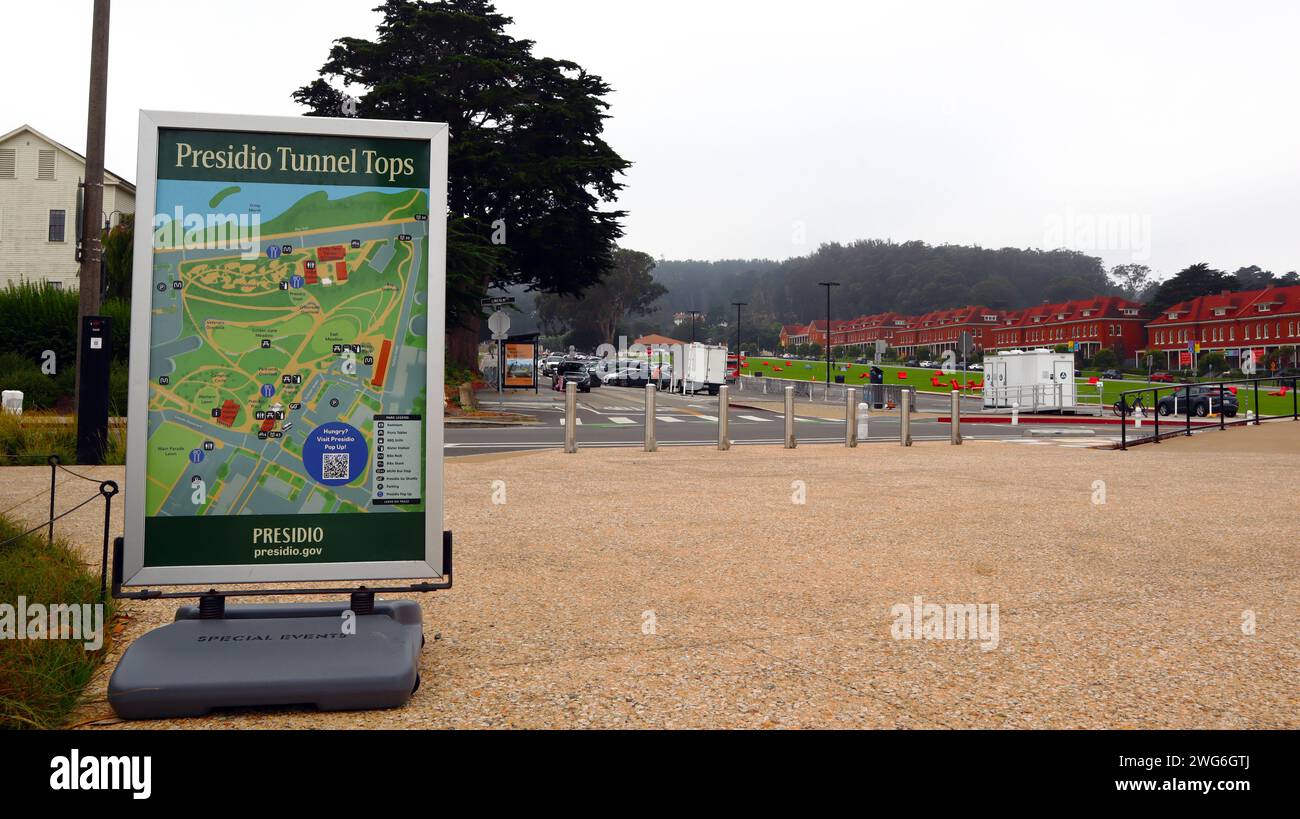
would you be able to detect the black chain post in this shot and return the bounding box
[1254,379,1261,425]
[47,453,58,546]
[1185,384,1192,436]
[99,480,118,601]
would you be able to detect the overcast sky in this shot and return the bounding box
[7,0,1299,277]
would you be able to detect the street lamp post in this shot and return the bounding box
[687,310,701,344]
[731,301,747,356]
[817,281,839,384]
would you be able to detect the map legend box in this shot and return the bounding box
[372,415,422,506]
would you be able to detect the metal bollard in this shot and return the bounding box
[564,381,577,453]
[950,390,962,445]
[1011,402,1019,426]
[845,387,858,447]
[784,386,796,449]
[644,383,657,452]
[900,389,912,446]
[718,385,730,450]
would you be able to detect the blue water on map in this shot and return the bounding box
[154,179,406,223]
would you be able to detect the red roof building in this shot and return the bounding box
[334,261,348,282]
[316,245,346,262]
[987,296,1146,360]
[1144,286,1300,369]
[891,306,1008,355]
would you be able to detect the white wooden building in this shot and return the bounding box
[0,124,135,290]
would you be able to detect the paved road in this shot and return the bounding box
[445,386,1126,456]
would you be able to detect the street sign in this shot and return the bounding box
[481,296,514,307]
[122,111,449,586]
[488,309,511,340]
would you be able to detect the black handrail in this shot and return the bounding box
[1118,376,1297,450]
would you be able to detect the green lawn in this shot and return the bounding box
[741,356,1300,416]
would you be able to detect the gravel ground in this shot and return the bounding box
[2,422,1296,729]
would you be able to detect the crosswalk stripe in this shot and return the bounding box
[695,414,718,422]
[658,416,684,423]
[609,416,635,425]
[738,415,767,422]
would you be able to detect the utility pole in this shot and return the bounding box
[817,281,839,384]
[687,310,700,344]
[75,0,111,417]
[731,301,747,355]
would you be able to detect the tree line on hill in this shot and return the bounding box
[608,243,1300,353]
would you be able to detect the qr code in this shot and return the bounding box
[321,452,350,480]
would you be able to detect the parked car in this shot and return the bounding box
[1101,369,1122,380]
[1156,385,1238,418]
[1149,372,1175,383]
[583,361,604,388]
[966,363,983,371]
[540,354,565,377]
[601,367,646,387]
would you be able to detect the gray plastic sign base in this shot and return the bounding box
[108,600,424,720]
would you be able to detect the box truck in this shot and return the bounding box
[673,343,729,394]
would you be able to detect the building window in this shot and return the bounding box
[46,280,63,289]
[48,209,66,242]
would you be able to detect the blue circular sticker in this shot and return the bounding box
[266,245,281,260]
[188,448,205,464]
[260,383,276,398]
[302,423,368,486]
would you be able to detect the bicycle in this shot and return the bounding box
[1111,395,1148,418]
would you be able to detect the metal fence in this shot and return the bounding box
[1116,377,1299,449]
[982,382,1106,415]
[735,375,911,409]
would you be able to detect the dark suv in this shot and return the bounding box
[1157,385,1238,418]
[555,361,592,393]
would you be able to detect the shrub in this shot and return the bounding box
[0,283,79,367]
[0,353,68,410]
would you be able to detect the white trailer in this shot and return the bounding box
[983,349,1076,410]
[673,343,729,395]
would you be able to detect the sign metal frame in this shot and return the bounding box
[122,110,448,587]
